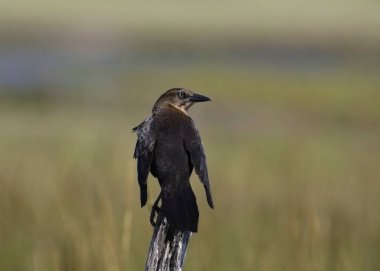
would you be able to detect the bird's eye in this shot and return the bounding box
[178,91,186,98]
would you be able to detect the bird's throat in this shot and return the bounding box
[169,103,188,115]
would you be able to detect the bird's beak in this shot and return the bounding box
[189,93,212,103]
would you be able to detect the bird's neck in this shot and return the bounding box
[169,103,189,115]
[153,103,190,117]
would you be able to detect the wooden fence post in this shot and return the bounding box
[145,214,192,271]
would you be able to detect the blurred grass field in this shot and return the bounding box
[1,70,380,270]
[1,1,380,270]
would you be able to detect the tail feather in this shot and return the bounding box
[161,184,199,232]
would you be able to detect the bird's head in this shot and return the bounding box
[153,88,211,114]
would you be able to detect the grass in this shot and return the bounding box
[1,71,380,270]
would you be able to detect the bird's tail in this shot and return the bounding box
[161,182,199,233]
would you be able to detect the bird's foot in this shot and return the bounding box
[150,203,161,227]
[150,193,162,227]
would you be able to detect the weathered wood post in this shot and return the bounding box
[145,214,192,271]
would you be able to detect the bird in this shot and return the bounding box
[133,88,214,233]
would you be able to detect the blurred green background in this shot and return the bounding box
[1,1,380,270]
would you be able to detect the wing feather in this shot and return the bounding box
[133,117,155,207]
[184,119,214,208]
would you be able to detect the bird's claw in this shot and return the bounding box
[150,205,160,226]
[150,194,162,227]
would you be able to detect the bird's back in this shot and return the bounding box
[148,107,200,231]
[150,107,193,185]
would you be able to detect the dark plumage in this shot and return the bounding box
[133,88,213,232]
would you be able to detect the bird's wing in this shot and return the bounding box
[184,119,214,208]
[133,116,155,207]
